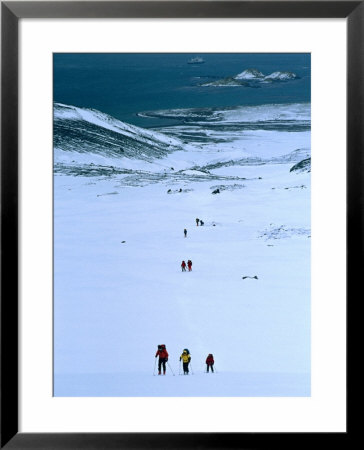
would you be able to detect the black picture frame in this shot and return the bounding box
[1,1,358,448]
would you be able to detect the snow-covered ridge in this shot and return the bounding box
[290,157,311,173]
[55,103,182,146]
[54,103,190,162]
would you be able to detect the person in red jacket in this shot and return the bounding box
[206,354,214,373]
[155,344,169,375]
[181,260,186,272]
[187,260,192,271]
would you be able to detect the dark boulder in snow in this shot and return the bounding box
[210,184,245,192]
[290,158,311,173]
[212,189,220,194]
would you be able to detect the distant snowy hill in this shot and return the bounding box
[201,68,299,87]
[234,68,265,80]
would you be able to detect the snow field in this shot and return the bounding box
[54,160,310,396]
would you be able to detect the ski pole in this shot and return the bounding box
[167,361,175,376]
[189,362,194,375]
[153,357,157,376]
[179,360,182,375]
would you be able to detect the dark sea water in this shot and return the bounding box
[53,53,310,128]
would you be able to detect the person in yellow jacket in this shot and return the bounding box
[179,349,191,375]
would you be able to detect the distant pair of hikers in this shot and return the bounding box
[181,260,192,272]
[154,346,191,375]
[181,350,214,374]
[180,350,214,374]
[195,218,204,226]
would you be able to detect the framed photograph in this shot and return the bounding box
[1,1,357,448]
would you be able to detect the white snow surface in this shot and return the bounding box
[54,105,311,397]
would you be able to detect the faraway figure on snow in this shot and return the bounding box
[181,260,186,272]
[187,260,192,271]
[196,218,199,226]
[184,229,187,238]
[206,354,214,373]
[155,344,169,375]
[180,349,191,375]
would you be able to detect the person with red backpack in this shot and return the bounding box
[155,344,169,375]
[181,260,186,272]
[206,354,214,373]
[187,260,192,271]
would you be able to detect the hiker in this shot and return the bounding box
[184,228,187,238]
[187,260,192,271]
[180,349,191,375]
[200,220,204,226]
[206,354,214,373]
[181,260,186,272]
[155,344,169,375]
[196,218,199,226]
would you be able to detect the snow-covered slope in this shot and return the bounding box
[54,103,311,397]
[54,103,187,163]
